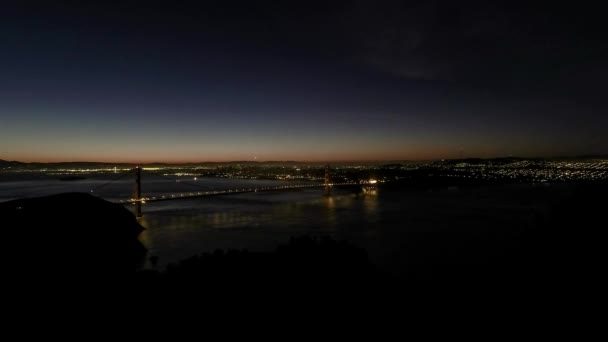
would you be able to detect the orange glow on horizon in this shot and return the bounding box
[1,143,544,164]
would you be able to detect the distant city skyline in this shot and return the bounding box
[1,2,606,162]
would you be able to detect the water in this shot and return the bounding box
[137,188,380,269]
[0,175,299,202]
[0,174,573,272]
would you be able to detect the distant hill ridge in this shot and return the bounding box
[1,155,606,169]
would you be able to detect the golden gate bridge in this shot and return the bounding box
[90,165,377,217]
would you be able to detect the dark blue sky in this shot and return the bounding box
[1,1,606,162]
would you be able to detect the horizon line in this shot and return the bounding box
[3,154,607,165]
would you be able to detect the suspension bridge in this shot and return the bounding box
[90,165,376,217]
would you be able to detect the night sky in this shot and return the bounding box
[1,1,606,163]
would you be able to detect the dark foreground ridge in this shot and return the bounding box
[0,193,146,275]
[137,236,383,287]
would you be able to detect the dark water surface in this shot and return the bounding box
[0,175,573,272]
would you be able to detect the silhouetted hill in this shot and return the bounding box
[0,159,25,168]
[441,157,528,165]
[0,193,145,275]
[137,236,379,286]
[540,183,606,280]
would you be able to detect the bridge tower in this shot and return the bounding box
[324,164,331,197]
[134,166,142,218]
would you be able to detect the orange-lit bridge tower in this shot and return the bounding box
[324,164,331,197]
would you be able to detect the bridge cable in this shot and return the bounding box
[90,169,134,194]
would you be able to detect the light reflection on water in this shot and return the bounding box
[136,188,378,269]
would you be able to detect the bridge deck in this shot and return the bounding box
[116,182,370,204]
